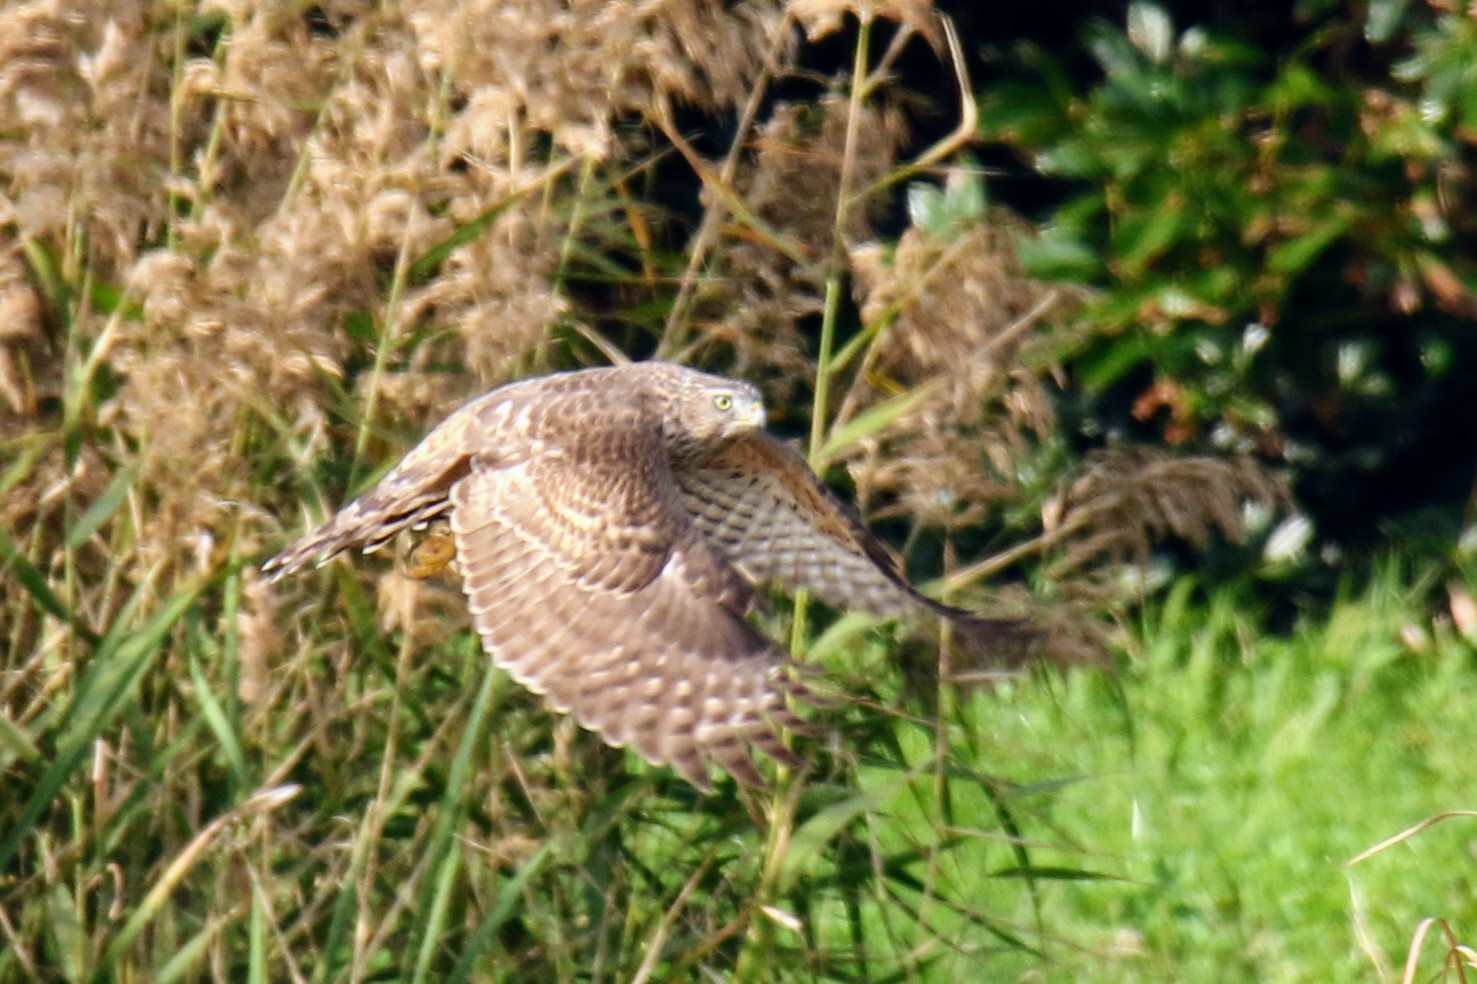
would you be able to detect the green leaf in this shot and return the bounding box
[807,612,881,664]
[1127,1,1175,64]
[815,378,945,468]
[906,167,987,241]
[407,191,535,283]
[1264,63,1336,110]
[87,280,143,321]
[1113,195,1190,275]
[0,441,44,500]
[776,784,898,893]
[1076,331,1151,392]
[0,710,40,765]
[20,235,69,312]
[1015,228,1101,280]
[342,309,377,343]
[155,917,228,984]
[988,864,1123,881]
[1267,216,1349,275]
[1365,0,1413,43]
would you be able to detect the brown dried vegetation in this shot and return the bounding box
[1044,445,1294,577]
[845,206,1070,528]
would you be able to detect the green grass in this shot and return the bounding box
[5,540,1475,981]
[959,573,1477,982]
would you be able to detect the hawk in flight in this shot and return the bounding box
[264,363,1022,790]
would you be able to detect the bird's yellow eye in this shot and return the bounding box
[714,394,733,412]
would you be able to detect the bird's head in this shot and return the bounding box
[660,367,767,459]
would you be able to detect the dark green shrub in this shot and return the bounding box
[980,1,1477,548]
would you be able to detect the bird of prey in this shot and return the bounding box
[264,362,1021,790]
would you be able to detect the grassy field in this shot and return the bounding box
[3,2,1475,981]
[5,531,1475,982]
[980,574,1477,982]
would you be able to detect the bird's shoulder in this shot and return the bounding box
[396,372,648,484]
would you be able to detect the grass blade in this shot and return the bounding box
[189,647,250,786]
[814,378,944,470]
[0,527,100,646]
[446,844,554,984]
[154,916,228,984]
[0,710,41,764]
[64,463,138,550]
[100,785,301,976]
[406,656,503,983]
[776,785,896,894]
[0,577,205,877]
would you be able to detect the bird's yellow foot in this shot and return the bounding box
[405,523,457,579]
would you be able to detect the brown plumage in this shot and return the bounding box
[264,362,1024,790]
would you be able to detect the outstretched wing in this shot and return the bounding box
[672,431,1027,642]
[449,417,808,791]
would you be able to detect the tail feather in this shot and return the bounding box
[949,614,1042,667]
[262,496,450,581]
[909,595,1043,669]
[263,453,472,582]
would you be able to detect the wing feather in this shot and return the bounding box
[449,422,807,791]
[673,433,930,615]
[673,432,1029,647]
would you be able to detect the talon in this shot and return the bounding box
[406,525,457,579]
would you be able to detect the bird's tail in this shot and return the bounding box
[948,613,1043,666]
[262,454,471,581]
